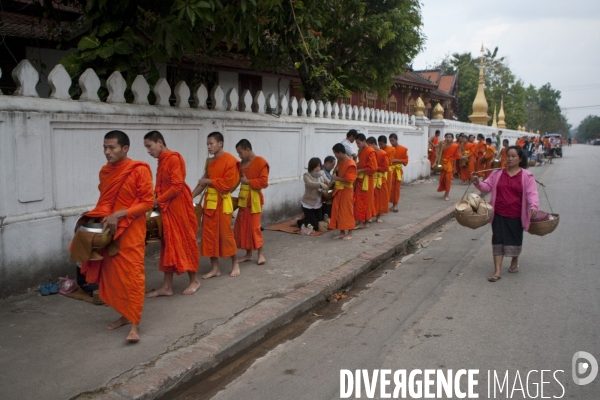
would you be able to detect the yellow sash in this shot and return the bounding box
[389,164,403,181]
[441,159,454,173]
[357,172,369,191]
[206,187,234,214]
[334,180,353,190]
[237,183,262,214]
[373,172,383,189]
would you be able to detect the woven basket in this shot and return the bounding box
[466,193,481,210]
[528,214,560,236]
[454,209,492,229]
[454,200,475,215]
[476,202,494,215]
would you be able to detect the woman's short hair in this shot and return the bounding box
[507,145,528,169]
[307,157,322,172]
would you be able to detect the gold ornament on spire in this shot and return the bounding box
[468,56,490,125]
[432,102,444,119]
[497,97,507,129]
[414,96,426,117]
[491,106,498,127]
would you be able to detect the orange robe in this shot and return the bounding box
[330,158,357,231]
[460,142,475,180]
[390,145,408,204]
[428,137,439,167]
[156,150,199,274]
[354,146,377,221]
[483,145,496,179]
[517,139,525,148]
[374,148,391,215]
[382,145,396,207]
[202,152,240,258]
[475,140,487,177]
[234,156,269,251]
[76,159,153,324]
[437,143,461,193]
[500,147,507,168]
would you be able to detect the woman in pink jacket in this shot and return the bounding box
[471,146,539,282]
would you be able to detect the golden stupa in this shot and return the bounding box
[468,57,490,125]
[432,102,444,119]
[497,97,507,129]
[491,106,498,128]
[414,96,426,117]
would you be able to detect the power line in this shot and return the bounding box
[562,105,600,110]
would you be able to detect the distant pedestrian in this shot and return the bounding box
[567,137,572,147]
[471,146,539,282]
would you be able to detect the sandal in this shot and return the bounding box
[488,275,501,282]
[509,265,520,273]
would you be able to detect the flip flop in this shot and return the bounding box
[488,275,501,282]
[508,265,520,273]
[39,285,50,296]
[48,283,59,294]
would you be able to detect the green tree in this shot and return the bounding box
[576,115,600,141]
[47,0,425,102]
[525,83,571,134]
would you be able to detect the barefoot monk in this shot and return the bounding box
[233,139,269,266]
[192,132,241,278]
[73,130,153,342]
[354,133,377,230]
[330,143,357,240]
[437,133,461,201]
[388,133,408,212]
[368,137,390,223]
[144,131,200,298]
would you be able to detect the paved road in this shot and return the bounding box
[178,145,600,399]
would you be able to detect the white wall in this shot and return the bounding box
[218,71,238,110]
[262,77,290,113]
[0,60,426,297]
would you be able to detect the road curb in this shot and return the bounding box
[84,205,456,400]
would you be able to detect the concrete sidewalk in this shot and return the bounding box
[0,177,462,400]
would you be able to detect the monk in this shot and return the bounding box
[460,135,476,184]
[388,133,408,212]
[517,136,525,148]
[482,137,496,179]
[500,139,509,168]
[72,130,153,342]
[428,130,441,171]
[354,133,377,229]
[437,133,461,201]
[378,135,396,209]
[475,133,487,177]
[233,139,269,265]
[368,137,390,223]
[330,143,357,240]
[192,132,241,278]
[143,131,200,298]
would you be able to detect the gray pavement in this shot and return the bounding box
[0,167,463,400]
[183,144,600,400]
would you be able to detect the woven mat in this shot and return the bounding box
[264,216,328,236]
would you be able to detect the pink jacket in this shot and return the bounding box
[475,169,539,231]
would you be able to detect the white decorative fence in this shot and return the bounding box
[0,60,431,297]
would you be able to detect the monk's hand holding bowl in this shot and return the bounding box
[320,183,328,189]
[240,174,250,185]
[103,210,126,236]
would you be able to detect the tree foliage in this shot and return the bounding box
[576,115,600,141]
[45,0,425,102]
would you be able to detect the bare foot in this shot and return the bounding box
[182,279,201,295]
[126,324,139,343]
[444,196,450,201]
[257,254,266,265]
[202,268,221,279]
[333,234,344,239]
[364,223,370,229]
[107,316,131,330]
[355,223,365,230]
[146,287,173,298]
[239,254,253,263]
[376,218,383,223]
[342,235,353,241]
[230,262,241,277]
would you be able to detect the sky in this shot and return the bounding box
[412,0,600,129]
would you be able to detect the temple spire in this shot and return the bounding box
[491,106,498,127]
[468,47,490,126]
[497,96,507,128]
